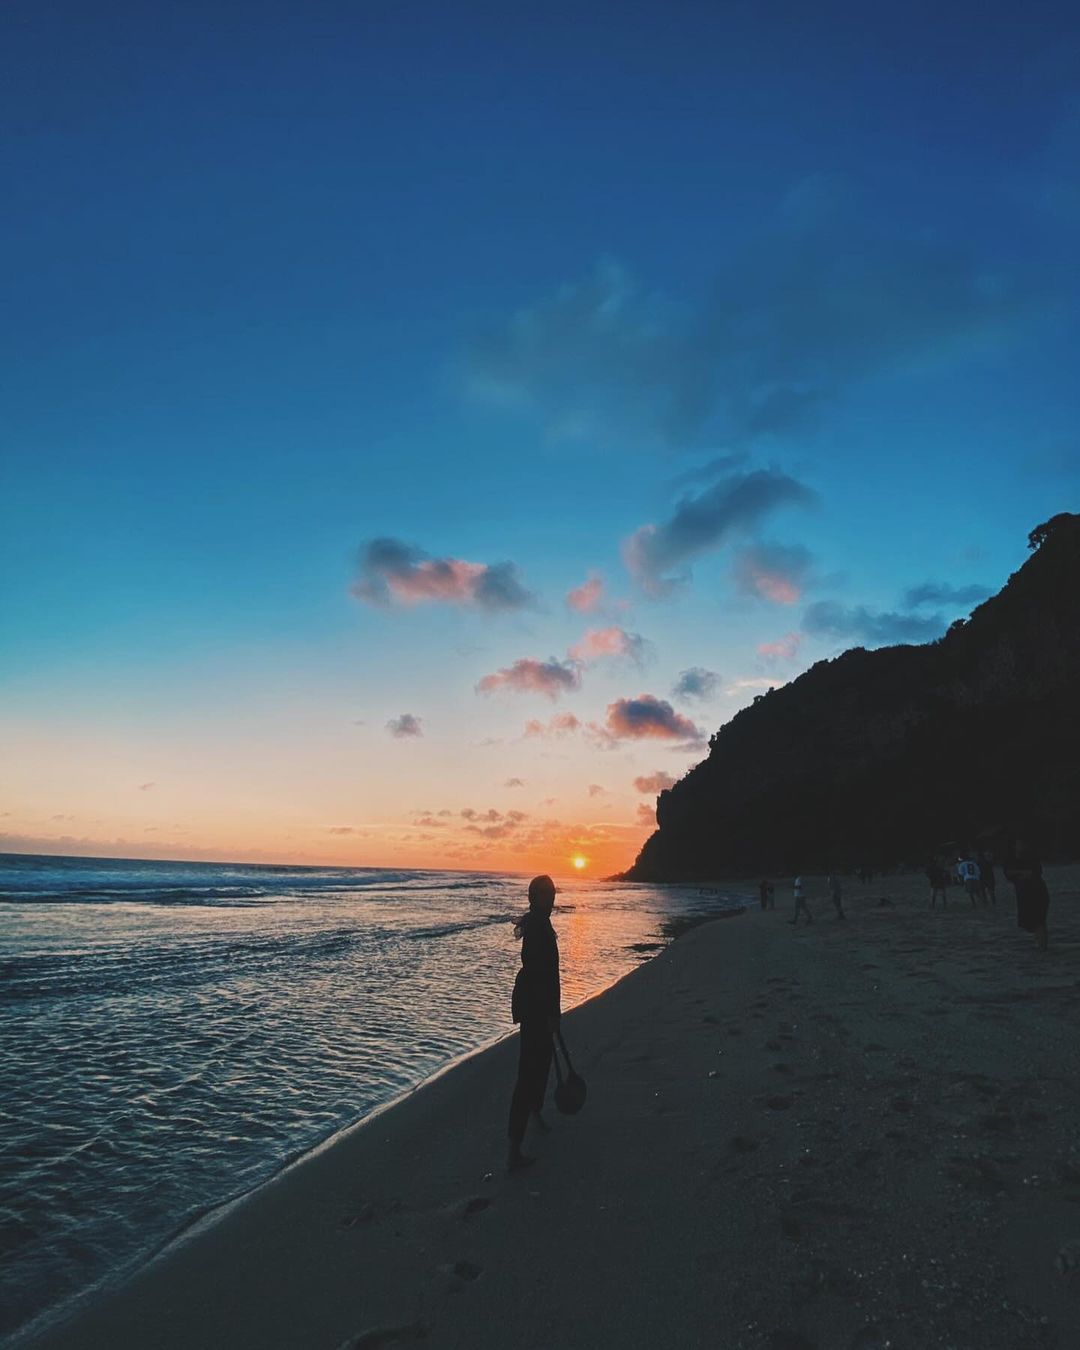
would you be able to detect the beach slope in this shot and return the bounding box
[26,869,1080,1350]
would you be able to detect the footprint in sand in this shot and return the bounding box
[338,1322,428,1349]
[463,1197,490,1217]
[730,1135,760,1152]
[766,1330,817,1350]
[451,1260,482,1282]
[765,1095,794,1110]
[341,1203,376,1228]
[1055,1239,1080,1274]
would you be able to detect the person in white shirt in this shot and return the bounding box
[788,875,813,925]
[957,856,982,907]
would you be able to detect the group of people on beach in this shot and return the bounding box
[758,872,846,923]
[925,839,1049,949]
[926,851,997,907]
[756,842,1050,950]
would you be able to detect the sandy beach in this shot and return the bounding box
[22,866,1079,1350]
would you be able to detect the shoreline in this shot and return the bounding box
[6,1027,512,1350]
[9,895,749,1349]
[19,867,1080,1349]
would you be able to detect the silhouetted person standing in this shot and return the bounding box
[827,871,846,920]
[926,861,947,908]
[1002,837,1049,952]
[788,875,813,925]
[977,851,997,904]
[507,874,561,1171]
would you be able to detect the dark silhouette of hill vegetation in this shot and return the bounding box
[622,513,1080,880]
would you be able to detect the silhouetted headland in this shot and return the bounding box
[623,513,1080,881]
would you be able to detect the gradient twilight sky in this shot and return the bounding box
[2,2,1078,875]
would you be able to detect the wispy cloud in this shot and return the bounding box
[900,581,990,609]
[523,713,582,738]
[758,633,803,664]
[672,667,720,700]
[504,777,525,788]
[477,657,581,700]
[624,467,817,596]
[803,601,946,646]
[352,538,535,611]
[458,805,530,840]
[588,784,607,798]
[568,626,648,666]
[731,542,815,604]
[465,259,703,447]
[138,782,156,792]
[726,677,786,697]
[387,713,424,738]
[633,771,677,794]
[566,574,605,613]
[464,201,1041,452]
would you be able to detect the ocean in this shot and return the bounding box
[0,853,747,1340]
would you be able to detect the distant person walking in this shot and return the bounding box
[788,875,813,925]
[507,874,561,1171]
[926,861,948,908]
[827,871,846,920]
[1002,837,1050,952]
[759,878,775,911]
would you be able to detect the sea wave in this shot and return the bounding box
[0,853,747,1339]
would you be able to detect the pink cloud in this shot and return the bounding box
[588,784,607,798]
[732,544,814,605]
[604,695,703,743]
[523,713,582,738]
[633,771,676,794]
[138,782,156,792]
[566,574,605,613]
[758,632,803,663]
[477,658,581,700]
[352,538,534,611]
[568,626,646,665]
[636,801,658,826]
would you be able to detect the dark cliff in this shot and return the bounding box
[623,513,1080,880]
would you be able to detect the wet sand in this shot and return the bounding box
[22,866,1080,1350]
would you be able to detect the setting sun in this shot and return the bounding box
[572,855,588,870]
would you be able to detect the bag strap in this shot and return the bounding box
[554,1028,575,1076]
[550,1032,564,1084]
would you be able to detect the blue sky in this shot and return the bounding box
[2,1,1078,870]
